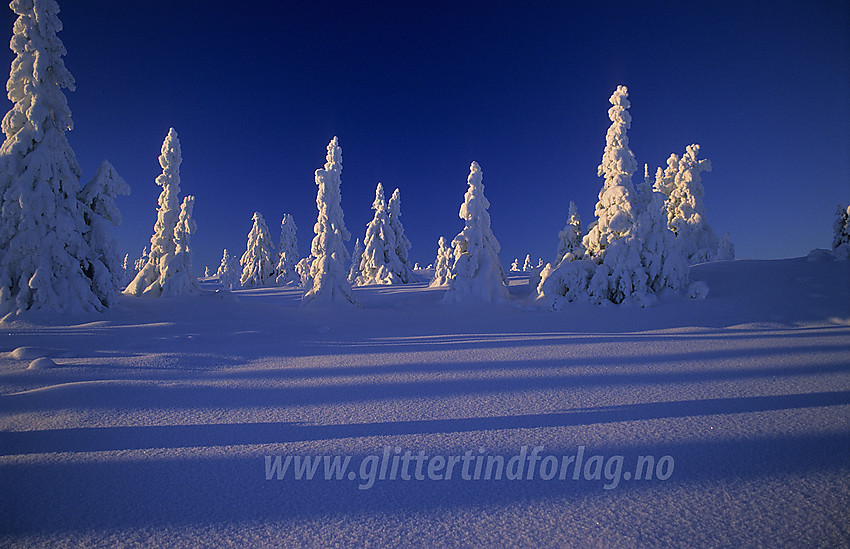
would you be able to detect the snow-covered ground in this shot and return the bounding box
[1,257,849,547]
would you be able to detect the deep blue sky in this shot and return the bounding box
[4,1,849,271]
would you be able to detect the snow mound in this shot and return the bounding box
[26,357,57,370]
[8,346,63,360]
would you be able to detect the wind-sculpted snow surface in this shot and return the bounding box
[1,258,849,547]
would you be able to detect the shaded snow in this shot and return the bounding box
[1,258,849,547]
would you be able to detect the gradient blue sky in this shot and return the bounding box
[4,1,849,272]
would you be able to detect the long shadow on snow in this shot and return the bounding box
[1,430,847,536]
[3,391,849,455]
[1,357,847,415]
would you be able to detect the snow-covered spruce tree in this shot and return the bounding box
[79,159,131,306]
[523,254,533,272]
[0,0,106,316]
[275,213,298,285]
[347,237,363,284]
[555,201,584,264]
[121,254,133,288]
[240,211,275,287]
[665,144,718,264]
[832,204,850,255]
[635,186,688,294]
[215,248,238,290]
[442,161,509,303]
[160,195,198,296]
[510,258,520,272]
[303,136,357,306]
[429,236,453,287]
[357,182,398,285]
[134,246,148,275]
[716,232,735,261]
[387,188,415,283]
[540,85,647,306]
[124,128,187,297]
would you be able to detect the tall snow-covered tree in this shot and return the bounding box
[665,144,718,264]
[583,85,639,258]
[79,159,130,306]
[125,128,189,297]
[540,86,648,307]
[240,211,276,287]
[555,201,584,264]
[275,213,298,285]
[0,0,106,316]
[442,161,509,303]
[348,237,363,284]
[161,195,198,296]
[635,187,688,294]
[357,182,397,285]
[303,136,357,306]
[387,188,415,283]
[429,236,453,287]
[216,248,238,290]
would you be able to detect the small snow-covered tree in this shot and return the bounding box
[0,0,105,316]
[160,195,198,296]
[79,160,131,306]
[429,236,453,287]
[348,237,363,284]
[125,128,187,297]
[134,247,148,274]
[442,161,509,303]
[303,136,357,306]
[357,182,398,285]
[240,211,275,287]
[510,258,520,272]
[716,232,735,261]
[121,254,133,288]
[635,187,688,294]
[665,144,718,264]
[204,266,212,277]
[387,188,415,283]
[216,248,238,290]
[295,257,312,288]
[832,204,850,251]
[275,213,298,285]
[555,201,584,264]
[522,254,533,272]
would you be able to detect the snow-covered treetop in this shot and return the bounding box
[597,85,637,183]
[3,0,75,148]
[459,161,495,243]
[80,159,130,225]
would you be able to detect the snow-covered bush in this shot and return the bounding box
[430,236,453,287]
[295,257,313,288]
[275,213,298,285]
[125,128,194,297]
[442,162,509,303]
[79,160,131,306]
[216,249,238,290]
[303,137,357,306]
[555,201,585,263]
[0,0,112,316]
[240,211,276,288]
[688,280,709,299]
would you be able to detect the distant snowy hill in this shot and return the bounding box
[1,257,848,547]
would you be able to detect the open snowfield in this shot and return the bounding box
[1,257,849,547]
